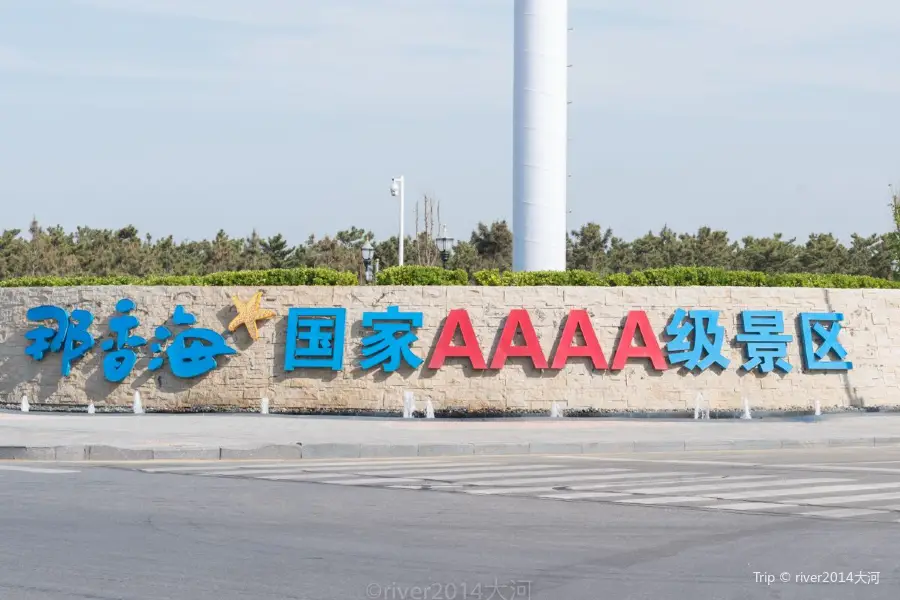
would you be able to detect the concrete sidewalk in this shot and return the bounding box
[1,411,899,460]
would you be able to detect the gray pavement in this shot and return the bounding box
[2,411,900,460]
[1,447,898,599]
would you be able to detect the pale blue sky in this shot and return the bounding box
[1,0,898,246]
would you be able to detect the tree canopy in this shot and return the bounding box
[2,191,898,282]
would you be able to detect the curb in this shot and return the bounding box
[3,436,900,461]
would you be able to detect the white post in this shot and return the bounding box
[398,175,405,266]
[20,395,29,413]
[425,399,435,419]
[814,399,822,417]
[260,397,270,415]
[392,175,406,266]
[87,401,96,414]
[133,390,143,414]
[550,402,561,418]
[694,393,702,420]
[403,391,415,418]
[741,397,752,420]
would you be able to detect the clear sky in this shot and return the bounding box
[1,0,898,246]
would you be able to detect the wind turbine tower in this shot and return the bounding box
[512,0,568,272]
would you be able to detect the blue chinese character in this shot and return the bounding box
[148,305,236,379]
[665,308,731,371]
[799,312,853,371]
[101,299,147,382]
[285,308,346,371]
[24,305,95,376]
[360,305,424,372]
[735,310,793,374]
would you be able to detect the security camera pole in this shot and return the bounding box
[390,176,405,266]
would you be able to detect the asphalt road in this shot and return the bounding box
[2,448,899,600]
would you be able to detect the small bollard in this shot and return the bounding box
[550,402,562,418]
[814,399,822,417]
[87,402,96,414]
[425,399,435,419]
[133,390,144,414]
[260,397,270,415]
[740,397,752,420]
[20,395,29,413]
[402,391,415,418]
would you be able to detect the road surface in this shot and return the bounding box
[2,447,899,599]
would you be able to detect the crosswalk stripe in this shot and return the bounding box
[254,473,372,481]
[286,458,489,468]
[448,468,630,485]
[321,477,431,486]
[342,464,565,478]
[142,459,496,474]
[715,482,900,501]
[793,491,900,506]
[539,491,635,500]
[566,474,770,491]
[292,462,507,474]
[465,486,577,495]
[201,463,527,478]
[140,463,284,473]
[615,496,712,505]
[706,502,797,511]
[779,464,900,474]
[798,508,889,518]
[622,478,849,495]
[0,465,80,474]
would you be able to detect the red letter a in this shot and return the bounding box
[611,311,667,371]
[551,309,608,370]
[489,309,548,369]
[428,309,486,369]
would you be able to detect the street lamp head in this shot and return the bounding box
[390,178,401,197]
[361,241,374,262]
[435,225,455,254]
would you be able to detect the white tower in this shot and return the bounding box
[513,0,568,272]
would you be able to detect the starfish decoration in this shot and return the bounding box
[228,291,276,341]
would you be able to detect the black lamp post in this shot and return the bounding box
[435,225,455,269]
[361,241,375,283]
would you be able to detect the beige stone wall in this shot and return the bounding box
[0,286,897,412]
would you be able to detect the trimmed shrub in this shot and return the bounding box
[472,266,900,288]
[375,265,469,286]
[0,267,357,288]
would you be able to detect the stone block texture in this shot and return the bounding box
[0,286,895,413]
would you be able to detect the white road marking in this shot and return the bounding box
[449,468,630,485]
[0,465,80,474]
[566,475,771,491]
[798,508,889,518]
[616,496,712,505]
[622,478,848,495]
[792,491,900,506]
[778,464,900,474]
[706,502,797,511]
[141,459,496,474]
[538,491,635,500]
[322,477,431,486]
[714,482,900,501]
[254,473,377,481]
[464,486,587,495]
[350,464,565,478]
[205,463,539,478]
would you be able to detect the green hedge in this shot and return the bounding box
[473,267,900,288]
[2,265,898,288]
[0,267,358,288]
[376,265,469,286]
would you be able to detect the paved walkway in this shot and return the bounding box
[1,411,899,460]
